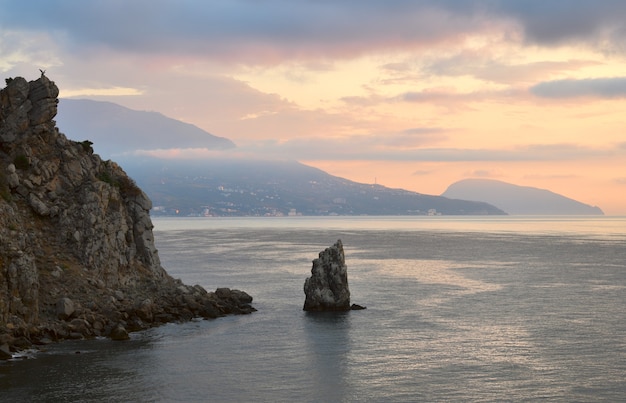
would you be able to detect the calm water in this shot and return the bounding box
[1,216,625,402]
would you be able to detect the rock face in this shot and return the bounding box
[303,240,351,311]
[0,75,255,357]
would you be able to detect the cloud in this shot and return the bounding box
[284,127,448,150]
[491,0,626,49]
[397,88,525,106]
[0,29,63,72]
[61,86,144,97]
[342,86,524,113]
[424,52,599,85]
[380,128,449,147]
[467,170,499,178]
[233,137,615,162]
[3,0,626,68]
[125,142,615,164]
[0,1,507,65]
[129,148,261,160]
[517,143,612,159]
[530,77,626,98]
[524,173,580,180]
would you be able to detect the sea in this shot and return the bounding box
[1,216,625,402]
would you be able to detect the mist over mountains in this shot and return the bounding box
[442,179,604,215]
[56,99,599,216]
[57,99,503,216]
[57,99,235,157]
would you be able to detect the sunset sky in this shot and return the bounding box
[2,1,625,214]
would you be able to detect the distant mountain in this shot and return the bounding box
[441,179,603,215]
[56,99,506,216]
[56,99,235,157]
[117,156,506,216]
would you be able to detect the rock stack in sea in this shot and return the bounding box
[303,239,365,311]
[0,74,255,356]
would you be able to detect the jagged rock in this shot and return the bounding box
[303,240,351,311]
[0,77,31,142]
[0,75,255,352]
[28,75,59,125]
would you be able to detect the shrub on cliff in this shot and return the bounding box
[97,161,143,198]
[13,155,29,170]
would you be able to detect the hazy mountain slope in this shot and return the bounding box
[56,99,505,216]
[57,99,235,157]
[442,179,603,215]
[118,156,506,216]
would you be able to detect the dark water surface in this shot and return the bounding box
[1,216,625,402]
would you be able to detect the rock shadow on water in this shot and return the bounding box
[303,309,353,401]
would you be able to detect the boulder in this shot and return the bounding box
[6,164,19,188]
[0,343,12,360]
[135,298,154,322]
[56,297,75,320]
[303,240,351,311]
[109,324,130,341]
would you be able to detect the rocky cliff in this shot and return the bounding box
[0,75,254,356]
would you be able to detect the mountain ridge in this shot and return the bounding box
[57,99,505,216]
[118,155,506,216]
[442,178,603,215]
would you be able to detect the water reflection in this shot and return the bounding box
[303,311,352,402]
[153,216,626,240]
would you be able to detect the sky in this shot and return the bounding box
[1,0,625,214]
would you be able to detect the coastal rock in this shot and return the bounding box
[0,75,255,352]
[303,240,351,311]
[213,288,256,314]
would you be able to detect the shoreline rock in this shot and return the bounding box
[0,75,255,357]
